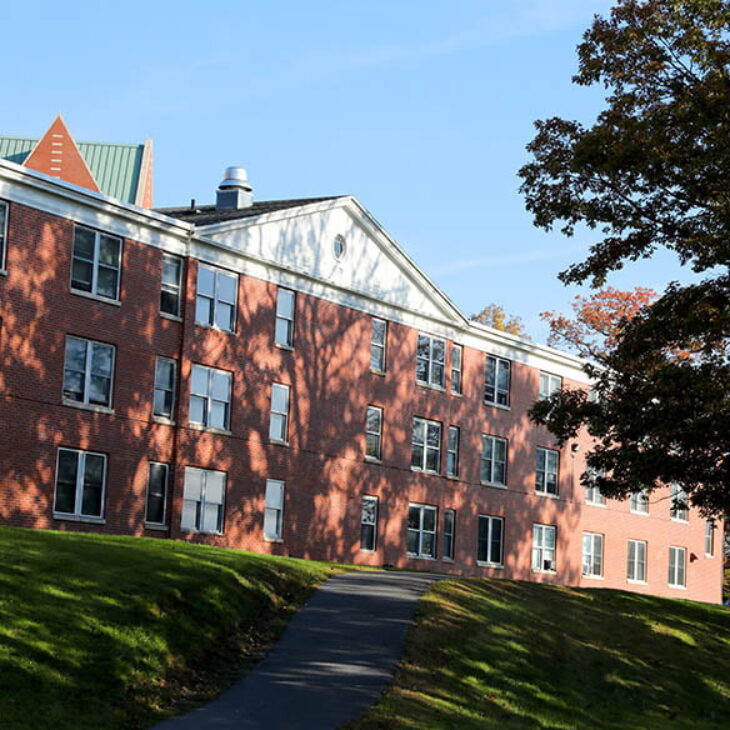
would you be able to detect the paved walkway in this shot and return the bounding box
[153,570,442,730]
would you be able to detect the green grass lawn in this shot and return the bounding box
[0,526,343,729]
[350,578,730,730]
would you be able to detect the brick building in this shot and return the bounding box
[0,148,723,603]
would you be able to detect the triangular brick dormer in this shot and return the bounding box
[24,115,100,192]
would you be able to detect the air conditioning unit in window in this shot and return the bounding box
[544,559,555,571]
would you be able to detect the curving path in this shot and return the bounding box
[153,570,443,730]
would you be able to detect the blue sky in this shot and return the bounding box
[2,0,692,343]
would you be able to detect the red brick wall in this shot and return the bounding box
[0,201,723,603]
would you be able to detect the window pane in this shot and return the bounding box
[71,260,93,292]
[215,302,234,331]
[276,289,295,317]
[156,359,175,389]
[423,508,436,532]
[407,529,419,555]
[181,500,199,531]
[217,272,237,303]
[99,235,120,265]
[422,532,435,558]
[73,227,96,259]
[91,344,113,377]
[81,454,104,517]
[89,375,111,406]
[269,413,286,441]
[183,468,203,501]
[66,337,87,371]
[96,267,118,299]
[55,450,78,513]
[197,266,215,296]
[372,319,386,345]
[275,319,291,346]
[490,519,503,564]
[210,400,228,429]
[202,502,221,533]
[189,395,206,425]
[212,371,231,401]
[407,507,421,530]
[195,295,213,325]
[163,254,181,286]
[272,384,289,414]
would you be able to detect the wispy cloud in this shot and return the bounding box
[434,242,586,276]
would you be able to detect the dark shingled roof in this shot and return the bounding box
[156,196,345,226]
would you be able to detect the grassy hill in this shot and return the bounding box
[350,578,730,729]
[0,526,343,729]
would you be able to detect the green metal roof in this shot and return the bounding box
[0,135,144,204]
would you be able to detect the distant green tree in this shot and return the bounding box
[519,0,730,516]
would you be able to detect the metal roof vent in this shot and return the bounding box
[216,166,253,210]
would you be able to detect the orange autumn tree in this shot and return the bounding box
[541,287,657,364]
[471,304,530,339]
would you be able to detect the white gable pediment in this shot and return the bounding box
[195,197,465,328]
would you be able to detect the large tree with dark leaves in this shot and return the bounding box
[519,0,730,516]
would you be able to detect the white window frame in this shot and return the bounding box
[264,479,285,540]
[407,503,438,559]
[477,515,504,567]
[53,447,107,519]
[153,356,177,420]
[70,225,122,301]
[451,344,463,395]
[360,495,378,552]
[630,488,650,515]
[181,467,226,534]
[160,253,183,318]
[145,462,169,525]
[705,520,715,557]
[365,405,383,461]
[535,447,559,496]
[269,383,290,443]
[480,435,507,487]
[416,334,446,388]
[62,335,115,409]
[484,354,511,407]
[195,264,237,332]
[443,509,455,561]
[584,483,606,506]
[532,524,556,572]
[668,546,686,588]
[627,539,647,583]
[670,484,689,522]
[539,372,562,399]
[582,532,604,578]
[370,318,387,373]
[275,287,295,347]
[189,364,232,431]
[0,199,8,271]
[446,426,459,478]
[411,417,441,473]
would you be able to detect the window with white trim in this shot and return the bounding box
[264,479,285,540]
[446,426,459,477]
[484,354,510,406]
[71,226,122,300]
[532,524,556,572]
[181,467,226,534]
[536,447,559,496]
[451,345,462,395]
[584,483,606,506]
[411,418,441,473]
[189,364,232,430]
[480,435,507,486]
[54,447,106,519]
[275,288,295,347]
[154,357,177,419]
[160,253,183,317]
[705,520,715,557]
[269,383,290,442]
[365,406,382,460]
[582,532,604,577]
[195,264,237,332]
[670,484,689,522]
[627,539,647,582]
[416,334,445,387]
[477,515,504,566]
[668,546,686,587]
[407,504,437,559]
[539,372,562,399]
[630,488,650,515]
[443,509,455,560]
[360,496,378,552]
[370,318,387,372]
[145,462,169,525]
[63,336,115,408]
[0,200,7,270]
